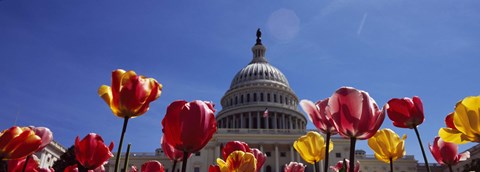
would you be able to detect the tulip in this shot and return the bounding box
[7,155,39,172]
[64,164,105,172]
[368,129,406,172]
[222,141,251,160]
[129,165,138,172]
[330,159,360,172]
[0,126,41,160]
[209,165,221,172]
[141,161,164,172]
[99,69,162,172]
[162,100,217,172]
[284,162,305,172]
[293,131,333,172]
[328,87,385,172]
[161,136,191,172]
[300,98,337,172]
[75,133,114,170]
[429,137,470,172]
[386,96,424,128]
[217,151,256,172]
[386,96,431,172]
[251,148,266,172]
[439,96,480,144]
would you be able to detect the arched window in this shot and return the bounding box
[274,94,277,102]
[267,93,271,102]
[241,95,244,103]
[235,96,238,104]
[260,93,264,101]
[247,94,250,102]
[253,93,257,102]
[280,95,283,103]
[266,165,272,172]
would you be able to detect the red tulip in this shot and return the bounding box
[64,164,105,172]
[251,148,266,172]
[444,112,457,130]
[75,133,114,170]
[386,96,425,128]
[162,100,217,153]
[161,136,191,161]
[429,137,470,166]
[222,141,251,160]
[7,155,39,172]
[141,160,164,172]
[284,162,305,172]
[30,126,53,151]
[300,99,337,135]
[328,87,385,140]
[330,159,360,172]
[98,69,162,118]
[208,165,221,172]
[0,126,41,160]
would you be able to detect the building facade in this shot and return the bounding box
[106,30,419,172]
[34,140,66,169]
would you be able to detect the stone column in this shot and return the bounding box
[249,112,252,129]
[215,145,220,159]
[260,145,265,172]
[273,112,277,132]
[290,146,294,162]
[266,115,269,129]
[275,145,279,172]
[257,112,260,129]
[240,113,244,128]
[289,116,293,130]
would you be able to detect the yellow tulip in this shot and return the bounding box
[368,128,406,163]
[293,131,333,164]
[217,151,257,172]
[98,69,162,118]
[439,96,480,144]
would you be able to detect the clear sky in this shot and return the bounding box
[1,0,479,164]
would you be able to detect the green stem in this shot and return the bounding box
[414,126,431,172]
[122,144,132,171]
[181,152,189,172]
[349,138,356,172]
[448,164,453,172]
[0,160,7,172]
[324,132,331,172]
[390,158,393,172]
[172,160,178,172]
[22,155,30,172]
[314,161,319,172]
[114,117,130,172]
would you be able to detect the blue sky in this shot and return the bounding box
[1,0,479,164]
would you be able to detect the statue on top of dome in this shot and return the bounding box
[256,28,262,45]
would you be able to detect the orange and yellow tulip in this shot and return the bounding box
[439,96,480,144]
[217,151,256,172]
[293,131,333,164]
[0,126,41,160]
[98,69,162,118]
[368,128,406,163]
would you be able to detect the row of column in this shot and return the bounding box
[218,112,305,130]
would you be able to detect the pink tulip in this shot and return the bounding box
[330,159,360,172]
[284,162,305,172]
[208,165,220,172]
[141,160,164,172]
[429,137,470,166]
[30,126,53,151]
[328,87,385,140]
[300,99,337,135]
[251,148,266,172]
[222,141,251,160]
[161,136,191,161]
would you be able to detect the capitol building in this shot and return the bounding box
[105,30,420,172]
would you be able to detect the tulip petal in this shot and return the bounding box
[438,127,472,144]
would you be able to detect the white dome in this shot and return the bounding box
[229,62,290,89]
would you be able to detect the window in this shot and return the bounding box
[336,153,341,158]
[267,93,271,101]
[247,94,250,102]
[241,95,244,103]
[260,93,264,101]
[266,152,271,157]
[274,94,277,102]
[195,152,201,156]
[253,93,257,101]
[280,95,283,103]
[194,167,200,172]
[280,152,286,157]
[235,96,238,104]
